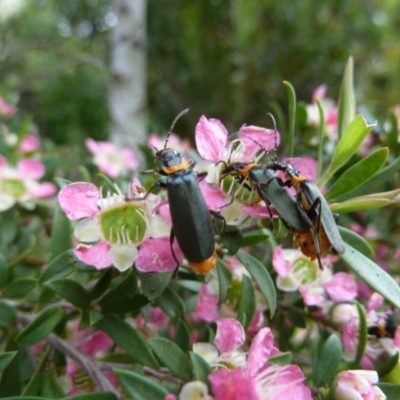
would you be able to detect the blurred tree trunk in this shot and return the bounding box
[109,0,147,151]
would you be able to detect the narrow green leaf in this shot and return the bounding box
[114,369,168,400]
[0,352,17,373]
[89,268,114,300]
[325,148,389,201]
[330,197,394,214]
[155,286,185,318]
[236,250,276,318]
[147,337,192,382]
[64,394,118,400]
[22,346,51,396]
[337,57,356,138]
[339,156,400,201]
[38,250,82,284]
[1,398,52,400]
[319,114,375,187]
[41,368,64,398]
[45,279,91,308]
[174,319,190,353]
[352,301,367,368]
[241,228,271,247]
[313,334,342,387]
[190,352,211,384]
[95,314,158,368]
[217,258,231,305]
[0,301,17,329]
[16,307,66,346]
[337,227,374,258]
[3,278,36,299]
[99,270,137,306]
[268,351,293,366]
[138,271,172,300]
[377,383,400,399]
[0,252,9,288]
[219,225,242,255]
[101,293,148,314]
[50,203,72,261]
[341,243,400,309]
[0,209,19,245]
[283,80,296,157]
[378,352,399,379]
[316,98,325,179]
[237,274,256,331]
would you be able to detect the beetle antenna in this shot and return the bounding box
[164,108,190,149]
[266,112,278,162]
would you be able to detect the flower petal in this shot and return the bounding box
[247,327,274,377]
[58,182,99,220]
[29,182,57,198]
[74,218,101,242]
[322,272,357,302]
[135,236,184,273]
[196,284,218,322]
[74,241,113,270]
[214,318,245,354]
[195,116,228,162]
[109,244,138,271]
[18,159,45,180]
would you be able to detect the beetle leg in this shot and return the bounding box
[210,209,227,232]
[197,171,208,181]
[169,228,181,278]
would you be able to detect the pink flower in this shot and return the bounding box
[85,138,139,178]
[0,156,56,211]
[206,321,312,400]
[19,134,40,154]
[335,370,386,400]
[59,182,183,273]
[196,284,219,322]
[0,97,16,118]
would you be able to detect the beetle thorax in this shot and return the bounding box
[157,148,190,174]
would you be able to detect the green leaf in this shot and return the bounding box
[339,156,400,201]
[312,334,342,387]
[95,314,158,368]
[155,286,185,317]
[236,250,276,318]
[219,225,242,255]
[319,114,375,187]
[22,346,51,396]
[377,383,400,400]
[99,270,137,306]
[138,271,172,300]
[241,228,271,247]
[283,80,296,157]
[16,307,66,346]
[0,352,17,373]
[268,351,293,366]
[337,57,356,139]
[0,252,9,288]
[1,398,52,400]
[38,250,82,284]
[237,274,256,331]
[330,196,394,214]
[337,226,374,258]
[190,352,211,384]
[217,258,231,305]
[45,279,91,308]
[378,352,399,379]
[114,369,168,400]
[0,209,19,245]
[147,337,192,381]
[50,203,72,261]
[316,98,325,179]
[41,368,64,398]
[325,147,389,201]
[174,319,190,352]
[341,243,400,309]
[101,293,149,314]
[3,278,36,299]
[352,301,367,368]
[89,268,114,300]
[64,394,118,400]
[0,301,17,329]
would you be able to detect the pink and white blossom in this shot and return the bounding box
[0,155,56,211]
[85,138,139,178]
